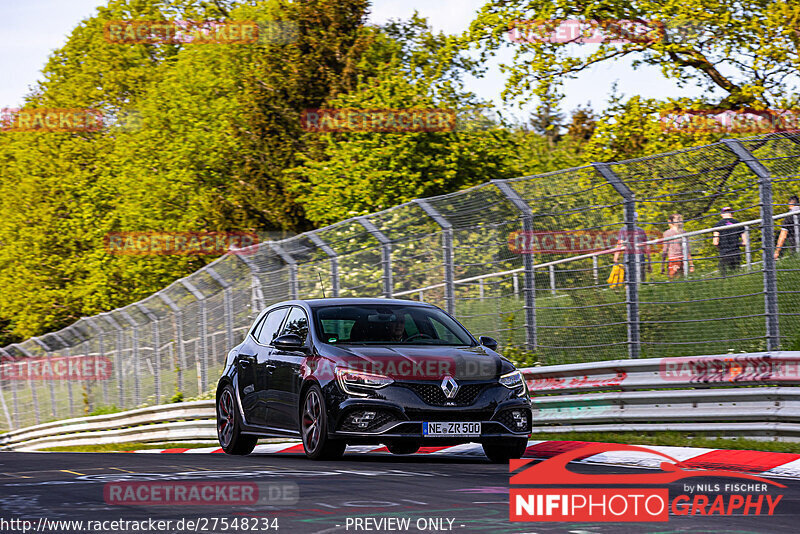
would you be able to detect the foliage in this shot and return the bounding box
[289,16,523,225]
[464,0,800,109]
[88,404,122,416]
[0,0,372,342]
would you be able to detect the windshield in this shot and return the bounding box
[313,304,475,346]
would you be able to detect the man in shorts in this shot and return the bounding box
[661,213,694,278]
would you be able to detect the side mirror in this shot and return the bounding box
[273,334,305,351]
[479,336,498,351]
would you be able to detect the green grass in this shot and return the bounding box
[456,255,800,367]
[530,431,800,454]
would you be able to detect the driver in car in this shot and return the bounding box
[387,312,406,342]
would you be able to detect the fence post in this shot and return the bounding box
[10,343,40,424]
[234,254,266,314]
[136,304,161,405]
[723,139,780,350]
[32,337,57,420]
[681,236,690,278]
[51,332,76,416]
[206,267,234,349]
[158,293,185,396]
[78,320,107,407]
[118,310,141,407]
[268,242,299,300]
[492,180,537,351]
[69,325,97,413]
[416,199,456,315]
[593,163,641,359]
[181,280,208,394]
[0,347,15,430]
[358,217,393,298]
[794,214,800,254]
[307,232,340,297]
[744,226,752,270]
[100,313,125,409]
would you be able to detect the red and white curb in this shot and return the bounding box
[123,440,800,480]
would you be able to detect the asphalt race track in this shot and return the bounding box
[0,450,798,534]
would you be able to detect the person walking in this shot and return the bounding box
[775,195,800,259]
[713,206,747,276]
[661,213,694,278]
[612,218,652,282]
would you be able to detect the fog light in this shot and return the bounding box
[511,410,526,430]
[350,411,376,429]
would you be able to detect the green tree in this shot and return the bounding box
[289,17,522,225]
[465,0,800,110]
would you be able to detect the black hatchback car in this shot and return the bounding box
[215,298,532,461]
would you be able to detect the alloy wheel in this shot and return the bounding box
[218,388,235,448]
[302,389,322,453]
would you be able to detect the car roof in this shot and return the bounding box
[297,298,437,309]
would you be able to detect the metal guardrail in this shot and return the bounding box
[5,351,800,450]
[0,400,215,451]
[526,351,800,440]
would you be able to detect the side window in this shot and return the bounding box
[280,307,309,342]
[255,308,289,346]
[250,312,269,341]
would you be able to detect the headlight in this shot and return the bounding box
[336,367,394,396]
[499,370,524,389]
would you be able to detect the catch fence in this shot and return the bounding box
[1,131,799,431]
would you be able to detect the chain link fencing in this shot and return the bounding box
[1,131,799,431]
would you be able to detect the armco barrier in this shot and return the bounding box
[0,400,215,451]
[3,351,800,450]
[526,351,800,440]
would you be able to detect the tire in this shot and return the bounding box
[386,441,421,455]
[301,384,346,460]
[482,438,528,463]
[217,385,258,455]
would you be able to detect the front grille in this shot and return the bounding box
[494,409,531,433]
[402,382,487,406]
[339,410,397,432]
[404,410,489,422]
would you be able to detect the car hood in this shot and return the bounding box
[323,344,514,381]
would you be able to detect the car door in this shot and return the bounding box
[267,306,310,430]
[237,306,289,427]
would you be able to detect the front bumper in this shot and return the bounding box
[326,379,532,443]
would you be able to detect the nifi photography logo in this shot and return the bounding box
[509,443,785,522]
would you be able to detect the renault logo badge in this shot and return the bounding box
[441,375,459,399]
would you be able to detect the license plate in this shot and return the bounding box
[423,422,481,437]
